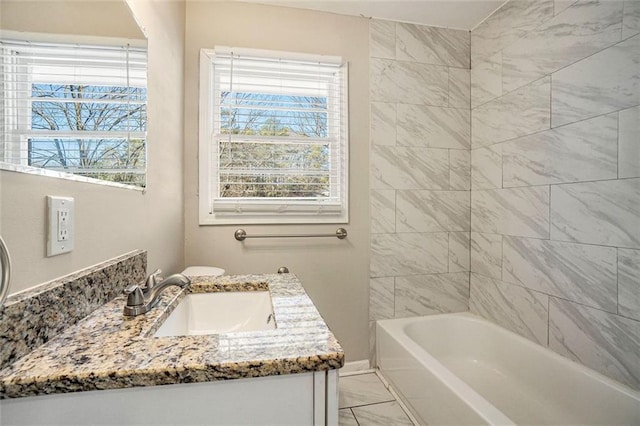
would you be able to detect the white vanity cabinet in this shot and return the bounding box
[0,370,338,425]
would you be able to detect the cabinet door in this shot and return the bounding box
[1,373,316,425]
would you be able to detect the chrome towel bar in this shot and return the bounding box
[234,228,347,241]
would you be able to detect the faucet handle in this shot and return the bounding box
[124,284,145,307]
[145,269,163,289]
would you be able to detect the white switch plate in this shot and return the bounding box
[47,196,74,256]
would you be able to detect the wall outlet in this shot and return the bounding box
[47,196,74,256]
[58,209,70,241]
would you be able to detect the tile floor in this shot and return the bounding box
[338,372,415,426]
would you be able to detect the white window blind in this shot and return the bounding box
[200,47,349,224]
[0,39,147,186]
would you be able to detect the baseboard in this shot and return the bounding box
[339,359,371,376]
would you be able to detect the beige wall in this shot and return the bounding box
[184,1,370,361]
[0,0,186,294]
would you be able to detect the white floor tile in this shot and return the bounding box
[352,401,414,426]
[339,409,359,426]
[338,373,394,409]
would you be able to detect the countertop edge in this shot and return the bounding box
[0,352,345,399]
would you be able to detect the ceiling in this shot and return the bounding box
[236,0,506,30]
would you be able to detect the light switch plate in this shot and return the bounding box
[47,196,74,256]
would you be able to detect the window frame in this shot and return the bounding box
[198,47,349,225]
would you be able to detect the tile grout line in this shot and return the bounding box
[473,101,638,149]
[616,248,620,316]
[473,21,636,112]
[340,369,378,378]
[349,407,361,426]
[547,292,550,347]
[472,267,632,319]
[340,371,417,424]
[375,370,421,425]
[621,2,625,41]
[479,174,640,190]
[547,184,551,241]
[468,47,473,296]
[344,399,396,410]
[617,111,620,180]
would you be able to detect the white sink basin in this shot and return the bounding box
[154,291,275,337]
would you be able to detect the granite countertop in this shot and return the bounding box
[0,273,344,399]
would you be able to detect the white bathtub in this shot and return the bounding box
[376,313,640,425]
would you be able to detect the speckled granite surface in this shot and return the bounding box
[0,251,146,371]
[0,273,344,399]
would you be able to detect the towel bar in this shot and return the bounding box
[234,228,347,241]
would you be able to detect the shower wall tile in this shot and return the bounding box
[470,273,549,345]
[472,76,551,148]
[449,232,471,273]
[396,104,470,149]
[549,298,640,390]
[471,145,502,190]
[449,149,471,191]
[395,273,470,318]
[619,105,640,179]
[396,190,470,233]
[502,237,618,312]
[396,24,470,68]
[618,248,640,321]
[369,19,472,357]
[623,0,640,38]
[371,145,450,190]
[470,232,502,280]
[371,58,449,106]
[472,0,554,65]
[371,102,396,146]
[551,34,640,127]
[370,277,395,320]
[371,232,449,277]
[554,0,578,15]
[502,113,618,187]
[371,189,395,234]
[449,68,471,109]
[370,20,396,59]
[470,0,640,390]
[550,178,640,248]
[502,0,623,93]
[471,52,502,108]
[471,187,550,238]
[618,249,640,321]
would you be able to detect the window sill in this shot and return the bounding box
[198,212,348,226]
[0,162,145,192]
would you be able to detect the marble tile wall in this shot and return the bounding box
[369,19,471,364]
[470,0,640,390]
[619,105,640,178]
[470,273,549,345]
[501,114,618,187]
[623,0,640,38]
[471,186,550,238]
[501,1,624,92]
[552,33,640,127]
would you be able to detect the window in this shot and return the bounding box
[1,38,147,187]
[199,47,348,225]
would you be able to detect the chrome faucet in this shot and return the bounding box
[123,269,191,316]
